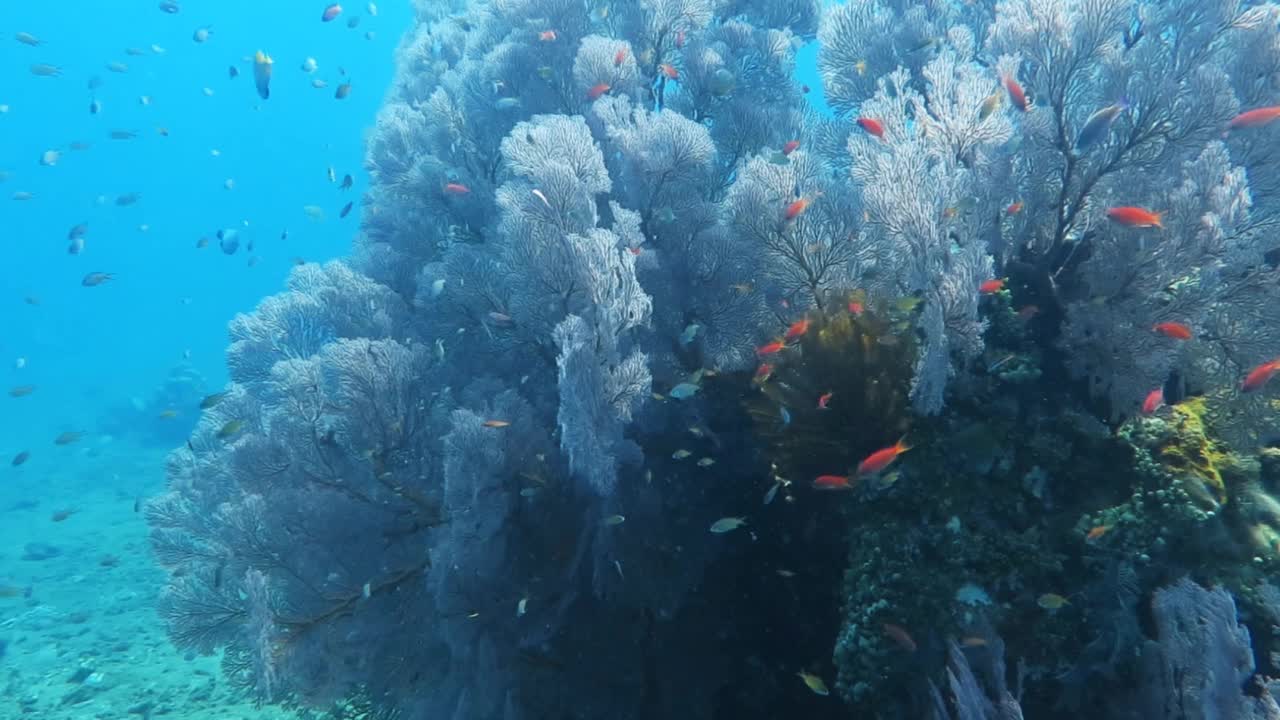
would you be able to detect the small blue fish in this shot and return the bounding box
[763,482,780,505]
[1075,101,1128,151]
[779,406,791,426]
[987,354,1016,373]
[679,323,701,346]
[670,382,700,400]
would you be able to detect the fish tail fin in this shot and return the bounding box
[1154,211,1164,229]
[895,436,912,454]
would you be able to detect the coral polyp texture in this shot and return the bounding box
[150,0,1280,717]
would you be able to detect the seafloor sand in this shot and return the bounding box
[0,439,288,720]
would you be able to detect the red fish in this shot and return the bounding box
[756,340,785,357]
[857,117,884,139]
[1006,201,1023,215]
[1141,388,1164,415]
[321,3,342,22]
[754,363,774,383]
[587,82,611,100]
[848,301,865,316]
[628,246,642,256]
[1106,206,1163,228]
[783,318,809,342]
[782,140,800,156]
[784,197,812,221]
[1242,360,1280,392]
[979,278,1005,294]
[444,182,470,195]
[817,391,833,410]
[882,623,917,652]
[857,438,910,475]
[814,475,854,490]
[538,30,557,42]
[1152,322,1192,340]
[1229,106,1280,130]
[1003,74,1028,111]
[614,47,628,66]
[658,63,678,79]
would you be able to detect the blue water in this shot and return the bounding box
[1,1,407,449]
[1,5,411,716]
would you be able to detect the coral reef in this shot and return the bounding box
[148,0,1280,718]
[744,297,915,485]
[1139,578,1280,719]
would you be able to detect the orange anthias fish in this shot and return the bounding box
[1153,322,1192,340]
[1242,359,1280,392]
[784,197,813,221]
[1006,201,1023,215]
[882,623,917,652]
[658,63,678,79]
[444,182,471,195]
[614,47,628,66]
[857,117,884,139]
[756,340,786,357]
[979,278,1005,294]
[1086,525,1112,542]
[587,82,611,100]
[814,474,854,491]
[782,140,800,156]
[1141,388,1164,415]
[848,301,865,316]
[783,318,809,342]
[857,438,910,475]
[754,363,774,383]
[1003,74,1029,111]
[1229,106,1280,130]
[538,30,557,42]
[817,391,833,410]
[1106,206,1163,228]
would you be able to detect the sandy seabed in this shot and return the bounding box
[0,439,291,720]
